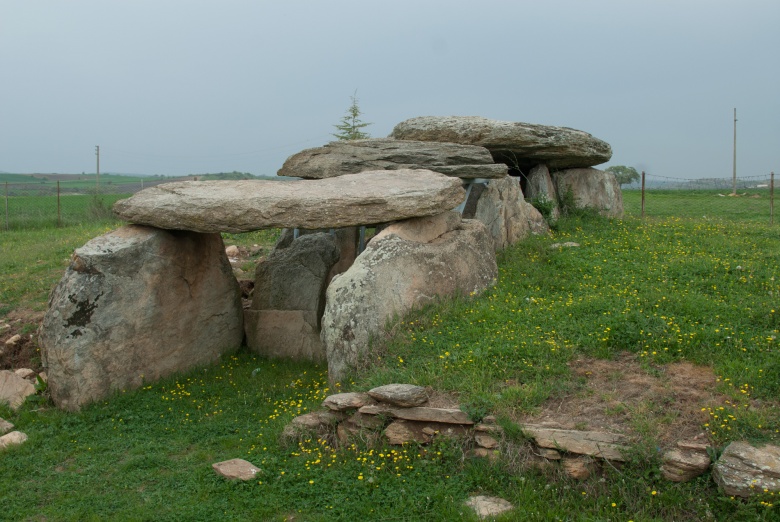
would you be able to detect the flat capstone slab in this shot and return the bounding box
[113,169,466,233]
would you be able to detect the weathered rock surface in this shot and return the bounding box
[0,370,36,410]
[278,138,508,180]
[275,227,360,284]
[5,334,21,346]
[475,433,499,449]
[384,419,469,445]
[464,495,514,520]
[252,234,340,312]
[212,459,261,481]
[39,225,244,411]
[521,425,629,461]
[463,176,548,250]
[322,220,497,384]
[367,384,428,407]
[360,404,473,425]
[0,430,27,450]
[245,233,339,362]
[372,211,461,245]
[113,170,466,233]
[661,441,711,482]
[712,441,780,497]
[322,392,374,412]
[244,310,324,362]
[562,456,597,480]
[552,168,624,218]
[0,417,14,435]
[14,368,35,380]
[524,164,560,220]
[391,116,612,170]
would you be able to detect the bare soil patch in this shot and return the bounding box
[514,352,726,449]
[0,309,45,372]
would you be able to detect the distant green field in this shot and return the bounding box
[623,188,775,222]
[1,194,127,230]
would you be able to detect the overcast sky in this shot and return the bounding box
[1,1,778,180]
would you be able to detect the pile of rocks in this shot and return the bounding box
[37,115,622,410]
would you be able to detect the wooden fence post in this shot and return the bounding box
[4,182,8,231]
[641,171,646,219]
[57,181,61,228]
[771,172,775,226]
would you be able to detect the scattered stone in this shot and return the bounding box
[475,433,499,449]
[661,441,711,482]
[391,116,612,170]
[552,168,624,218]
[4,334,21,346]
[113,170,466,233]
[14,368,35,380]
[336,420,362,444]
[38,225,244,411]
[466,448,500,463]
[464,495,514,520]
[0,431,28,450]
[0,370,36,410]
[323,392,373,412]
[0,418,14,435]
[550,242,580,249]
[212,459,261,481]
[712,441,780,498]
[359,405,474,425]
[367,384,428,407]
[37,372,47,383]
[277,138,507,179]
[562,456,597,480]
[225,245,240,258]
[323,220,497,384]
[521,425,629,461]
[289,411,345,431]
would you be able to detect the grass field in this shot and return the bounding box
[1,196,779,520]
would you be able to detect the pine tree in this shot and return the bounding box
[332,91,371,140]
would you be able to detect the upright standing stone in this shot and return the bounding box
[524,164,560,220]
[463,176,548,250]
[39,225,244,411]
[322,220,497,384]
[244,233,340,362]
[552,168,624,218]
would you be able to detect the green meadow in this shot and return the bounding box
[1,193,779,520]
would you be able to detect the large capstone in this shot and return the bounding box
[390,116,612,170]
[321,219,497,384]
[113,170,466,233]
[278,138,508,180]
[39,225,244,411]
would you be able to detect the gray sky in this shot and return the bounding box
[1,1,778,179]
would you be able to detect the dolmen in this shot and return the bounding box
[38,115,620,410]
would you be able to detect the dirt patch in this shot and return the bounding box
[514,352,727,449]
[0,309,46,372]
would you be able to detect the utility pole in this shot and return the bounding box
[732,108,737,196]
[95,145,100,193]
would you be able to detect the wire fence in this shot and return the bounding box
[622,172,776,224]
[1,172,777,231]
[1,178,196,230]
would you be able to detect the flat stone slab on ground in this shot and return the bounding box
[0,431,28,450]
[113,170,465,233]
[322,392,374,411]
[0,370,36,410]
[521,424,629,461]
[212,458,261,481]
[464,495,514,519]
[0,417,14,435]
[712,441,780,497]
